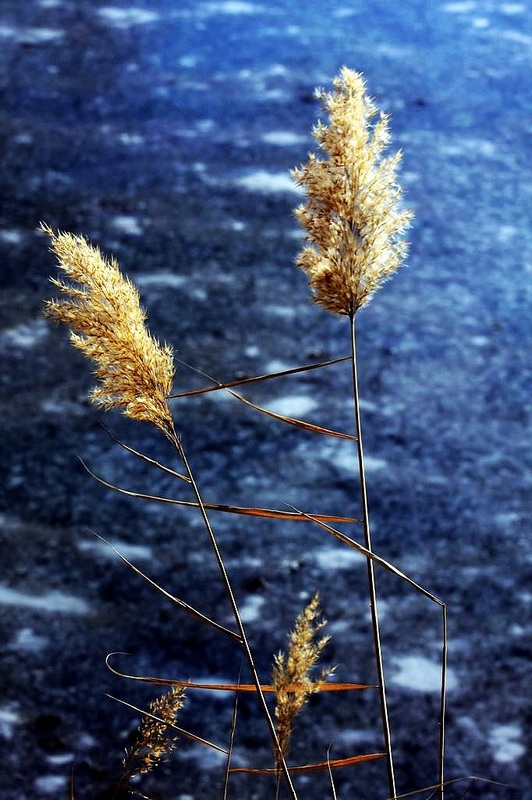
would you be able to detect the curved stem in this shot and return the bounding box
[350,313,397,800]
[166,425,298,800]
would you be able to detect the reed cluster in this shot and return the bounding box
[43,69,456,800]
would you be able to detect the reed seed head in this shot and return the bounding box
[42,223,175,435]
[273,593,334,766]
[293,67,413,316]
[123,687,186,779]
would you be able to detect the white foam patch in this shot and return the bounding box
[0,228,24,245]
[489,724,525,763]
[501,29,532,45]
[201,1,261,13]
[0,25,64,43]
[238,594,265,623]
[13,133,33,145]
[195,119,215,134]
[116,132,144,146]
[313,546,362,571]
[228,219,246,231]
[179,55,198,68]
[334,728,377,746]
[500,2,525,11]
[471,335,490,347]
[0,25,16,39]
[0,585,90,615]
[97,8,160,27]
[33,27,64,42]
[264,304,297,319]
[111,214,143,235]
[496,224,518,243]
[391,655,457,693]
[135,271,187,289]
[78,538,153,562]
[261,131,306,146]
[323,441,387,475]
[440,1,476,11]
[34,776,68,795]
[364,456,388,471]
[0,706,20,739]
[266,394,317,417]
[205,389,234,405]
[440,138,497,158]
[233,170,300,194]
[40,396,84,417]
[177,745,226,770]
[373,43,414,59]
[333,7,358,18]
[12,627,49,652]
[1,319,49,348]
[264,359,291,374]
[46,753,74,766]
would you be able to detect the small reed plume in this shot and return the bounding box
[42,223,175,435]
[273,593,333,767]
[292,67,413,316]
[122,687,186,781]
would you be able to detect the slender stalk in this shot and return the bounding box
[167,425,299,800]
[438,604,447,800]
[349,313,397,800]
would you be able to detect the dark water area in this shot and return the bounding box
[0,1,530,799]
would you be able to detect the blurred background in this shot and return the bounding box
[0,1,530,798]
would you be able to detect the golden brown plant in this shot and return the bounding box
[122,687,186,781]
[272,594,334,767]
[293,67,413,316]
[42,223,175,435]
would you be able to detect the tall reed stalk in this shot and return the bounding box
[350,313,396,798]
[292,67,413,799]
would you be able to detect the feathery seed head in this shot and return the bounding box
[293,67,413,316]
[273,593,334,766]
[123,686,185,779]
[42,223,175,435]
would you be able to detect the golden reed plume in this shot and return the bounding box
[273,594,334,767]
[122,687,186,780]
[293,67,413,316]
[42,223,175,435]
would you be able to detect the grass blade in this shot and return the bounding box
[99,423,191,482]
[171,359,356,441]
[106,694,227,754]
[170,356,350,399]
[80,459,358,523]
[104,659,373,694]
[229,752,385,774]
[90,532,241,642]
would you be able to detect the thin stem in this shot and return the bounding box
[350,313,397,800]
[438,604,447,800]
[166,425,298,800]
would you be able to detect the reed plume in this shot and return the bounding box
[293,67,412,315]
[122,686,186,780]
[273,594,333,768]
[42,223,175,435]
[293,69,415,799]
